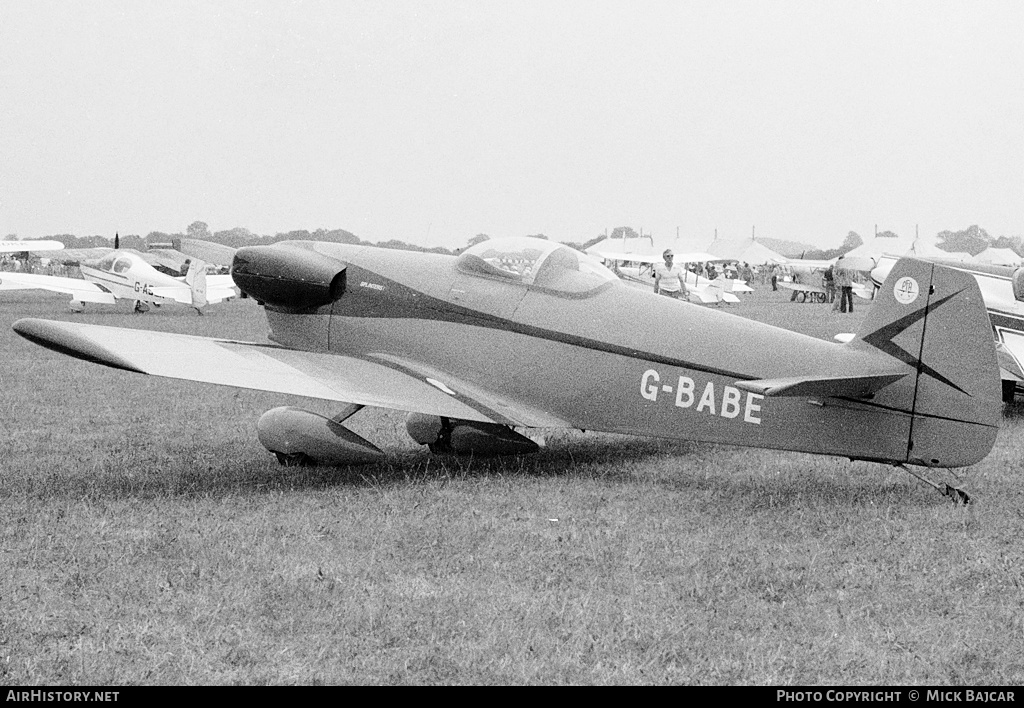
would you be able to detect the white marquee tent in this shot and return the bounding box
[973,247,1022,266]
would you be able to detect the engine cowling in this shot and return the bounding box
[258,406,383,466]
[232,243,346,311]
[406,413,539,456]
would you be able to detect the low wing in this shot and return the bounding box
[12,319,571,429]
[0,272,117,304]
[777,281,827,295]
[0,239,65,253]
[735,372,906,399]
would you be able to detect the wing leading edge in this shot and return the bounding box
[12,318,566,429]
[0,272,116,303]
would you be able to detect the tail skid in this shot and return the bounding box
[897,463,971,505]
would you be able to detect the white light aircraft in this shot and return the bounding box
[774,258,838,303]
[0,248,236,313]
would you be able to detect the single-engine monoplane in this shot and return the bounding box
[0,247,236,313]
[13,237,1001,501]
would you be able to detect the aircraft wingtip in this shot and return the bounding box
[13,318,145,374]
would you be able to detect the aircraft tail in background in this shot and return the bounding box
[186,259,208,310]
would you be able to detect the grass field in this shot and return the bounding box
[2,285,1023,685]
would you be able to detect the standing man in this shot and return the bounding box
[835,266,855,313]
[654,249,688,299]
[823,264,836,303]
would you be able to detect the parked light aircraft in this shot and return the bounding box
[775,261,834,303]
[0,248,236,313]
[871,254,1024,403]
[13,237,1001,502]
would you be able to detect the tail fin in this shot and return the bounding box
[185,258,208,309]
[850,257,1001,467]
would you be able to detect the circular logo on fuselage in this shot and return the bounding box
[893,276,919,304]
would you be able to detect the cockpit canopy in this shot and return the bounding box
[92,253,134,273]
[457,237,619,295]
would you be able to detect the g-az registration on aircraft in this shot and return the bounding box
[0,247,235,313]
[14,237,1001,502]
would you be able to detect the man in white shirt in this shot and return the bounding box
[654,249,688,299]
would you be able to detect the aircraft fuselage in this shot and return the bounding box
[79,251,186,306]
[249,242,997,467]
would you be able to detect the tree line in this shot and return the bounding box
[9,222,1021,259]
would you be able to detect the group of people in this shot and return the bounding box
[0,257,72,277]
[782,264,857,312]
[822,264,856,313]
[653,248,859,314]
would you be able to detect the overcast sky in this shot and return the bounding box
[2,0,1022,249]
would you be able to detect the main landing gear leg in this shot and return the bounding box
[895,463,970,505]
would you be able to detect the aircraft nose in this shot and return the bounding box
[232,243,347,310]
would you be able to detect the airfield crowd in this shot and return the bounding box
[0,256,74,277]
[640,245,871,312]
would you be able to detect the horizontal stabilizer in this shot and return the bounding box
[735,372,906,399]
